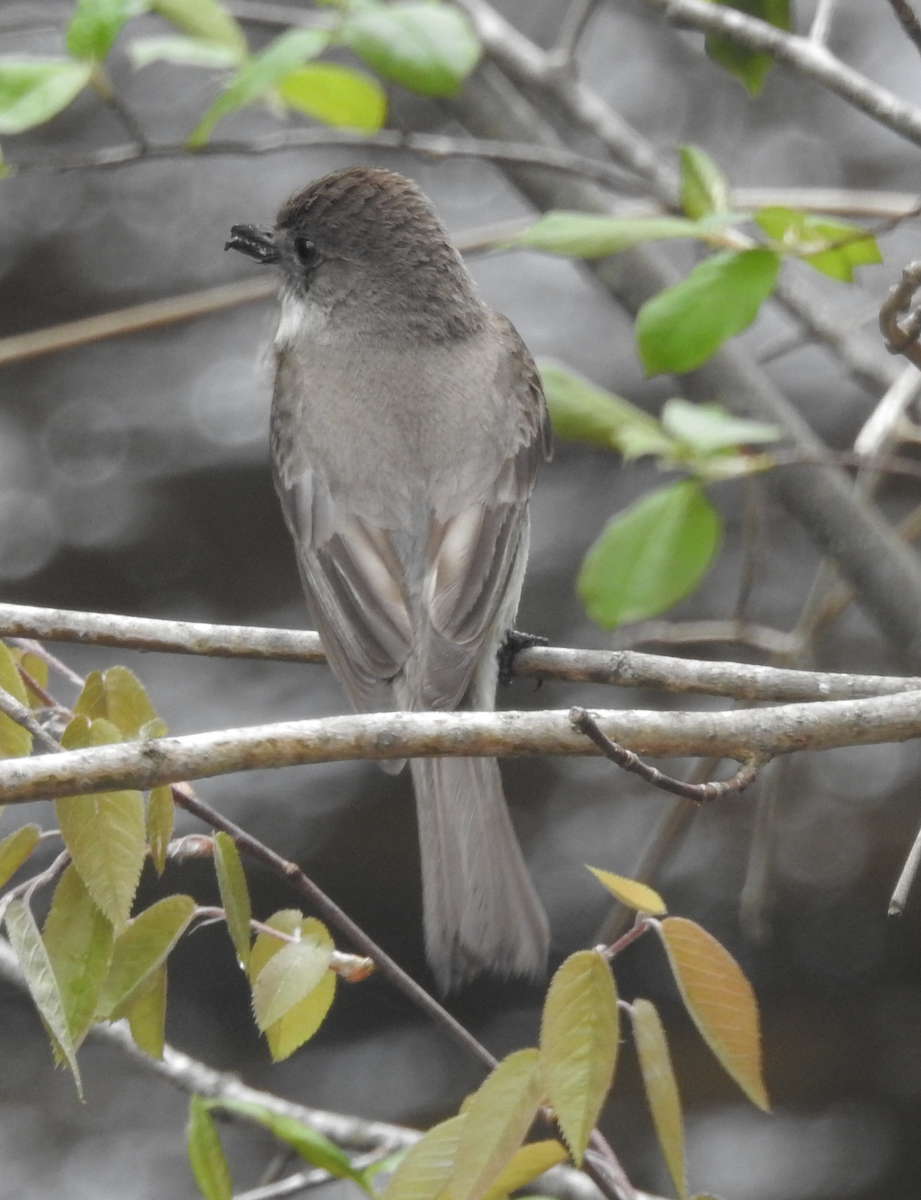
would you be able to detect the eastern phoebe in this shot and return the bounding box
[227,166,550,991]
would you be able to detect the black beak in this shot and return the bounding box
[225,224,280,264]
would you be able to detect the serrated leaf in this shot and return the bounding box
[11,649,48,707]
[249,913,336,1058]
[279,61,386,131]
[679,145,731,219]
[151,0,247,58]
[42,864,114,1047]
[754,206,881,282]
[578,479,722,628]
[5,898,82,1094]
[658,916,769,1110]
[188,1094,233,1200]
[661,399,780,454]
[538,360,672,459]
[97,893,195,1018]
[0,57,93,134]
[539,953,618,1165]
[631,999,687,1200]
[705,0,792,96]
[128,34,243,69]
[186,27,330,147]
[587,867,667,916]
[0,640,32,758]
[74,665,163,739]
[66,0,144,60]
[146,784,174,876]
[209,1098,370,1188]
[213,831,251,969]
[384,1115,466,1200]
[341,2,479,97]
[125,963,167,1058]
[57,716,146,930]
[479,1140,569,1200]
[448,1048,544,1200]
[637,248,779,376]
[507,212,718,258]
[0,823,40,888]
[251,926,332,1031]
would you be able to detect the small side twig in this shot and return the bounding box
[887,0,921,61]
[569,707,763,801]
[889,816,921,914]
[0,686,61,754]
[880,260,921,368]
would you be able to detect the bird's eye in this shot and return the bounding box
[294,237,320,269]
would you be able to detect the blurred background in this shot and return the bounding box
[3,0,921,1196]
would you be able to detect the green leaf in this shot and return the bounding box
[249,912,336,1059]
[631,999,688,1200]
[754,206,882,282]
[13,649,49,707]
[539,952,618,1166]
[146,784,174,876]
[658,916,769,1110]
[128,35,243,69]
[57,716,147,930]
[97,893,195,1018]
[538,360,672,460]
[705,0,792,96]
[0,57,93,133]
[213,831,251,969]
[124,962,167,1058]
[577,479,722,628]
[186,27,330,146]
[384,1115,466,1200]
[587,866,667,916]
[449,1048,545,1200]
[209,1098,371,1189]
[479,1141,569,1200]
[341,2,480,97]
[66,0,144,60]
[506,212,715,258]
[678,145,731,219]
[279,62,386,131]
[151,0,248,58]
[251,924,333,1031]
[42,864,114,1047]
[636,248,780,375]
[0,145,12,178]
[188,1094,233,1200]
[0,640,32,759]
[5,898,82,1094]
[74,665,163,739]
[661,399,780,454]
[0,823,40,888]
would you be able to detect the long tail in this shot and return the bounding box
[411,756,549,992]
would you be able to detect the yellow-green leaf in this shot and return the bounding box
[0,640,32,758]
[74,665,162,738]
[539,951,619,1164]
[97,893,195,1018]
[279,62,386,131]
[249,913,336,1058]
[658,916,769,1110]
[251,925,332,1031]
[213,831,251,969]
[4,898,82,1094]
[479,1140,569,1200]
[12,649,48,707]
[631,999,687,1199]
[56,715,146,930]
[587,867,667,916]
[383,1115,466,1200]
[152,0,247,58]
[125,963,167,1058]
[43,864,114,1047]
[678,144,731,220]
[146,785,174,876]
[0,823,41,889]
[449,1048,544,1200]
[0,57,93,134]
[187,1094,233,1200]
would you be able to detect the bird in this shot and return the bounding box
[226,165,550,991]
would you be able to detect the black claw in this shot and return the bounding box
[498,628,549,687]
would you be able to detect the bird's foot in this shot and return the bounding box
[498,628,549,687]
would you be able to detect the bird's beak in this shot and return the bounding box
[225,224,281,264]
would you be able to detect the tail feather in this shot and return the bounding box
[411,756,549,992]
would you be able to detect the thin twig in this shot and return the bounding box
[809,0,839,44]
[0,687,60,754]
[570,708,764,801]
[880,260,921,368]
[886,0,921,60]
[551,0,602,65]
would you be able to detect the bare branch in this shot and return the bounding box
[886,0,921,61]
